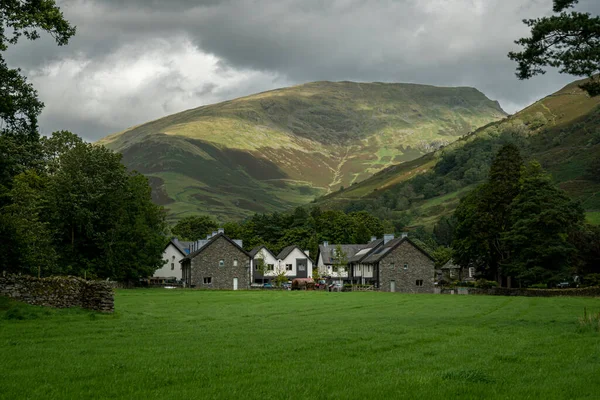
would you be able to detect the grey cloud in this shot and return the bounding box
[5,0,600,140]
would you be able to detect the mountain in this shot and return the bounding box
[318,78,600,226]
[97,81,506,221]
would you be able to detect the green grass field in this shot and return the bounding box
[1,290,600,399]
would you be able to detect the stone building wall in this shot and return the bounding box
[378,241,435,293]
[190,236,251,290]
[0,274,114,312]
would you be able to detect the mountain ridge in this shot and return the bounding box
[97,80,506,221]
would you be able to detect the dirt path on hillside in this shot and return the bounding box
[327,147,351,194]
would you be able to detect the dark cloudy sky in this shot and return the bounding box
[6,0,600,141]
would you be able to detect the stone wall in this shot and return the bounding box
[190,236,251,290]
[0,274,114,313]
[378,240,435,293]
[437,286,600,297]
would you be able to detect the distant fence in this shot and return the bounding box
[438,286,600,297]
[0,274,114,313]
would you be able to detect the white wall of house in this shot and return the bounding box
[155,244,184,279]
[352,264,375,282]
[279,248,313,279]
[252,248,279,280]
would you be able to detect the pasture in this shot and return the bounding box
[1,290,599,399]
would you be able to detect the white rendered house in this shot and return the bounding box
[155,238,192,279]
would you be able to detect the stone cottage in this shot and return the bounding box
[181,231,251,290]
[361,236,435,293]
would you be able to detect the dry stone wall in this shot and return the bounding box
[0,274,114,313]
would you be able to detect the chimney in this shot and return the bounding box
[212,231,218,237]
[218,228,224,235]
[401,232,408,239]
[384,234,394,244]
[173,238,180,245]
[370,236,377,242]
[323,241,329,247]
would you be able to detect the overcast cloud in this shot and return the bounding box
[5,0,600,141]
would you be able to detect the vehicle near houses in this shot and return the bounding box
[263,282,273,289]
[329,282,343,292]
[292,278,315,290]
[315,279,327,290]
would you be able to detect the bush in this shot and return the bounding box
[475,279,499,289]
[583,274,600,287]
[457,281,475,288]
[529,283,548,289]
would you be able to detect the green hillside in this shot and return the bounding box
[97,81,505,221]
[318,78,600,227]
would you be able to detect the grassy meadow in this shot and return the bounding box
[1,290,600,399]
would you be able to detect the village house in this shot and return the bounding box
[276,246,313,280]
[439,260,476,284]
[360,236,436,293]
[250,245,314,283]
[155,238,193,280]
[317,242,370,281]
[249,246,279,284]
[347,236,387,285]
[180,230,252,290]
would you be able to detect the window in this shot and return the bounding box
[204,277,212,284]
[416,280,423,287]
[403,263,408,270]
[219,259,224,267]
[267,264,274,271]
[286,264,293,271]
[233,259,238,267]
[367,266,371,273]
[171,263,175,270]
[450,270,456,278]
[469,267,475,278]
[390,262,395,269]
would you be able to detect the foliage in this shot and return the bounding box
[529,283,549,289]
[587,156,600,181]
[474,279,499,289]
[503,162,585,285]
[172,215,218,241]
[452,144,524,281]
[508,0,600,96]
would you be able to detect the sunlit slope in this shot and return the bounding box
[319,78,600,226]
[98,81,505,221]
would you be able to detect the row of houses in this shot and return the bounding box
[156,230,472,292]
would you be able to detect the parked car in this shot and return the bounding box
[281,282,291,290]
[557,282,570,288]
[329,282,343,292]
[315,279,327,289]
[263,282,273,289]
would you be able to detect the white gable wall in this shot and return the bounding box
[280,248,313,278]
[253,248,279,279]
[155,243,184,279]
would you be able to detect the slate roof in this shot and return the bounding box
[166,239,193,256]
[318,244,371,265]
[347,239,384,264]
[277,245,314,263]
[362,237,435,264]
[441,260,460,270]
[249,246,277,259]
[182,233,250,261]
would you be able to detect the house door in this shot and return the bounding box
[390,280,396,293]
[233,278,238,291]
[296,259,308,278]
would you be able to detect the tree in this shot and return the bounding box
[502,162,585,286]
[41,132,168,280]
[453,144,524,282]
[332,244,348,290]
[254,256,268,285]
[172,215,219,241]
[508,0,600,96]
